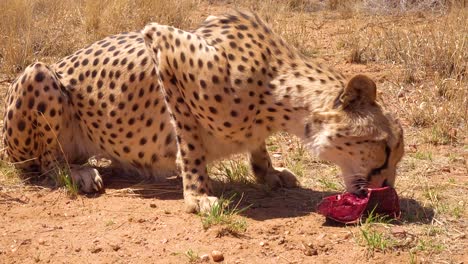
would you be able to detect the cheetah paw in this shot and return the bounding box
[70,165,104,193]
[184,195,219,214]
[265,167,299,188]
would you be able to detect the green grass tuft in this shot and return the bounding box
[200,194,250,236]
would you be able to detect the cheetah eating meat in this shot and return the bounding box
[3,11,404,213]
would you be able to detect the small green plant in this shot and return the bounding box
[358,208,394,254]
[53,165,79,198]
[450,203,465,219]
[200,194,250,235]
[184,249,199,263]
[360,228,393,253]
[317,177,340,191]
[170,249,199,263]
[215,159,252,184]
[284,139,309,178]
[409,250,417,264]
[425,226,443,237]
[362,207,393,225]
[0,160,22,185]
[415,238,445,253]
[422,185,444,212]
[412,151,433,161]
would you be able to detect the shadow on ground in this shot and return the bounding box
[19,170,434,225]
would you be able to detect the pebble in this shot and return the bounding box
[301,242,318,256]
[200,254,210,262]
[211,250,224,262]
[391,226,406,238]
[277,237,285,245]
[38,238,46,245]
[110,244,121,251]
[259,241,267,247]
[342,232,352,240]
[317,240,327,248]
[90,246,102,253]
[150,203,157,208]
[303,248,318,256]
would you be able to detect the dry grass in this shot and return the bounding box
[341,9,467,145]
[0,0,199,76]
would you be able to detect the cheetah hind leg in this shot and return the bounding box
[249,143,299,188]
[3,62,104,194]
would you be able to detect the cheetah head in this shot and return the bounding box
[305,75,404,196]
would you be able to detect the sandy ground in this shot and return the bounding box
[1,176,454,264]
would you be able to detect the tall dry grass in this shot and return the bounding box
[342,8,467,144]
[0,0,199,76]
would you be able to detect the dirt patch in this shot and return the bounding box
[0,179,436,264]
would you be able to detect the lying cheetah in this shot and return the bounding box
[3,11,404,213]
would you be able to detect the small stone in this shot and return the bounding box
[110,244,121,251]
[391,226,406,238]
[90,246,102,253]
[211,250,224,262]
[303,248,318,256]
[284,231,290,235]
[259,241,267,247]
[161,238,168,244]
[75,247,81,252]
[38,238,46,245]
[317,240,327,248]
[342,232,352,240]
[150,203,157,208]
[200,254,210,262]
[277,237,285,245]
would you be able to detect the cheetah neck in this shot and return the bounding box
[266,59,347,153]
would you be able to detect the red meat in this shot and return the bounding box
[317,186,401,224]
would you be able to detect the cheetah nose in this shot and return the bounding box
[382,179,389,187]
[355,187,368,198]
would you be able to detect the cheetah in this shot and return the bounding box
[3,11,404,213]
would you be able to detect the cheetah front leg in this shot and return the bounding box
[176,126,219,213]
[142,24,221,213]
[160,93,218,213]
[250,143,299,188]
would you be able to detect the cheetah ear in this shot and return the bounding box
[336,75,376,110]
